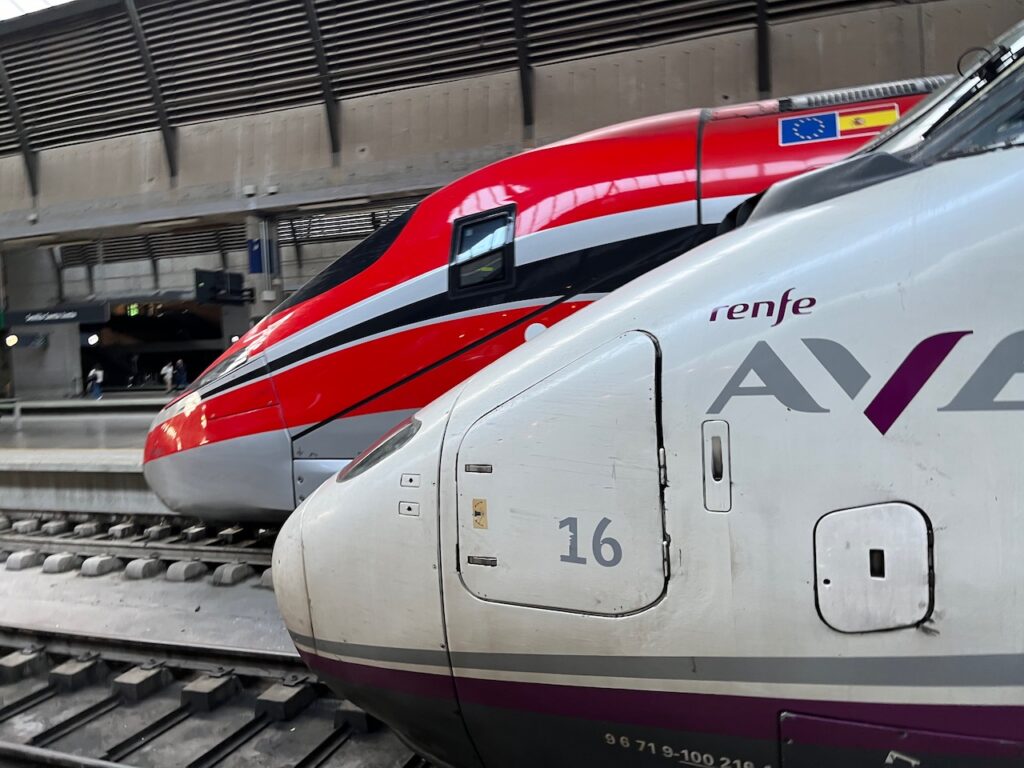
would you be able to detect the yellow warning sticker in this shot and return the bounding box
[472,498,488,529]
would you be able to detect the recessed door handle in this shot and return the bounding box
[702,420,731,513]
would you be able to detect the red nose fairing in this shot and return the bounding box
[144,79,943,522]
[144,358,293,521]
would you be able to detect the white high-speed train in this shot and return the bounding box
[274,26,1024,768]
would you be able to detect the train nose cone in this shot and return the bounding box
[143,393,296,524]
[273,502,314,648]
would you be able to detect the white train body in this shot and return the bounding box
[274,31,1024,768]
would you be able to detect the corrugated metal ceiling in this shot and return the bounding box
[0,0,898,154]
[2,9,158,149]
[60,226,249,267]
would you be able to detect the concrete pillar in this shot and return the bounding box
[0,252,10,398]
[4,247,81,398]
[9,323,82,398]
[245,214,283,319]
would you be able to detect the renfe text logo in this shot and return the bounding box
[710,288,816,327]
[708,330,1024,434]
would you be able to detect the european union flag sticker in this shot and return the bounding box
[779,112,839,145]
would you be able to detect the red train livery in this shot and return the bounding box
[144,77,947,522]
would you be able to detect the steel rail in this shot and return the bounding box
[0,682,57,722]
[0,741,136,768]
[31,694,122,748]
[0,629,415,767]
[0,533,273,566]
[185,712,271,768]
[0,626,302,680]
[294,723,353,768]
[102,704,194,762]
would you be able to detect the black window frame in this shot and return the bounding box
[448,205,516,298]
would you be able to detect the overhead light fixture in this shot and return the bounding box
[4,334,18,348]
[138,217,204,231]
[87,334,100,346]
[296,197,371,212]
[6,236,58,247]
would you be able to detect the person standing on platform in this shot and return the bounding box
[161,361,174,393]
[173,359,188,391]
[128,353,140,388]
[87,365,104,400]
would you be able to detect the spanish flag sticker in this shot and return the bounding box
[779,103,900,146]
[837,105,901,136]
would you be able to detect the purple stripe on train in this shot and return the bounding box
[303,650,1024,752]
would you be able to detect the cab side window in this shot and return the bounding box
[449,207,515,295]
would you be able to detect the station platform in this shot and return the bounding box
[0,413,151,451]
[0,563,291,655]
[0,413,167,515]
[0,408,293,656]
[0,398,167,435]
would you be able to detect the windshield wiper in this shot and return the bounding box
[922,45,1016,140]
[937,138,1024,163]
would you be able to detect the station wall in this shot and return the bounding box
[772,0,1024,93]
[29,0,1020,311]
[1,0,1023,396]
[2,237,340,397]
[0,0,1021,242]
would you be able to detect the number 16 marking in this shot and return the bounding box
[559,516,623,567]
[558,517,588,563]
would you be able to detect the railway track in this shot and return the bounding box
[0,512,276,579]
[0,627,425,767]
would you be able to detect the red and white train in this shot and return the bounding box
[274,24,1024,768]
[144,78,944,522]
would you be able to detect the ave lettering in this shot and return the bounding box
[708,330,1024,434]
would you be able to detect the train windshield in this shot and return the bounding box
[907,53,1024,164]
[269,205,417,317]
[867,21,1024,156]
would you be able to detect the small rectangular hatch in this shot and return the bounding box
[814,503,932,633]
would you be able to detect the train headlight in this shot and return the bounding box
[190,347,250,390]
[337,417,421,483]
